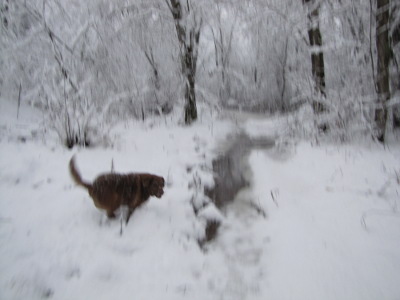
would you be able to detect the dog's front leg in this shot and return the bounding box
[125,207,134,224]
[126,200,148,224]
[107,210,116,218]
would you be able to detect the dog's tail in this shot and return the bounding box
[69,155,92,191]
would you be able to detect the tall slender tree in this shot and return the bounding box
[165,0,202,125]
[375,0,391,142]
[302,0,326,113]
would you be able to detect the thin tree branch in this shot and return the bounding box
[370,0,378,94]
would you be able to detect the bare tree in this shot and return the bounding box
[209,3,237,105]
[302,0,326,112]
[374,0,391,142]
[391,1,400,128]
[165,0,202,125]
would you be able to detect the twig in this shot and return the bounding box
[369,0,378,94]
[271,189,279,207]
[395,170,399,185]
[120,215,124,236]
[361,208,400,231]
[249,201,267,218]
[17,83,22,119]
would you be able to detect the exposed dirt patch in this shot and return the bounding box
[203,132,274,243]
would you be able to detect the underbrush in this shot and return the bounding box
[286,94,377,143]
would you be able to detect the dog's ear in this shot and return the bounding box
[152,177,165,198]
[141,176,152,189]
[159,177,165,187]
[141,174,164,198]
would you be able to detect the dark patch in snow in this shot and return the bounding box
[198,219,220,248]
[42,288,54,299]
[65,267,81,280]
[206,133,274,208]
[203,133,274,243]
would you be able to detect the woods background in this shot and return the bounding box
[1,0,399,146]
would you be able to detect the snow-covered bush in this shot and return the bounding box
[44,93,113,148]
[287,91,375,143]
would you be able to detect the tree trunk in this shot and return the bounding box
[375,0,390,142]
[184,44,198,124]
[168,0,200,125]
[303,0,326,113]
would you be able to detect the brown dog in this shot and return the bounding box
[69,156,165,223]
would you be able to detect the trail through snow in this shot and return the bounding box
[204,189,270,300]
[203,112,400,300]
[201,124,274,299]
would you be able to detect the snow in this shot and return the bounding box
[250,143,400,300]
[1,99,400,300]
[245,118,400,300]
[0,98,233,300]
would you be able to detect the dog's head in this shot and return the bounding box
[142,174,165,198]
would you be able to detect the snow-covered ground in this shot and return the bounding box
[249,142,400,300]
[1,99,400,300]
[0,99,234,300]
[244,118,400,300]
